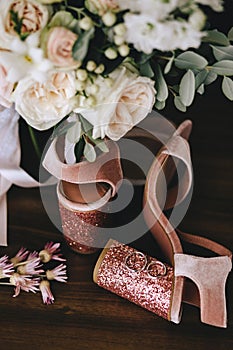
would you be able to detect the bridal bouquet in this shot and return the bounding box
[0,0,233,160]
[0,0,232,246]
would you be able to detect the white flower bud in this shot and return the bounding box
[105,77,114,88]
[113,23,126,36]
[86,60,97,72]
[75,80,86,91]
[104,47,118,60]
[114,35,125,46]
[76,69,88,81]
[79,16,93,31]
[118,44,130,57]
[85,95,96,107]
[94,64,105,74]
[102,12,117,27]
[86,83,99,95]
[189,9,206,30]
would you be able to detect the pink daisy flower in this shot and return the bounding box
[39,280,54,305]
[0,255,14,279]
[39,242,66,263]
[10,273,39,297]
[10,247,29,266]
[17,257,44,275]
[46,264,67,283]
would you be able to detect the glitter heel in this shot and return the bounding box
[143,121,232,327]
[93,239,175,321]
[43,137,123,254]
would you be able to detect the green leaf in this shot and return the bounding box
[204,71,218,85]
[51,121,76,139]
[84,141,96,162]
[94,139,109,153]
[164,55,174,74]
[197,84,205,95]
[195,70,208,89]
[87,133,109,153]
[140,61,154,78]
[175,52,208,70]
[155,100,166,110]
[174,96,187,112]
[79,114,93,134]
[222,76,233,100]
[73,27,95,62]
[155,64,168,102]
[179,70,195,107]
[211,60,233,76]
[49,11,74,28]
[228,27,233,41]
[202,30,230,46]
[211,45,233,61]
[67,121,82,143]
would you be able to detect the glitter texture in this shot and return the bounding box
[95,240,173,320]
[59,203,110,254]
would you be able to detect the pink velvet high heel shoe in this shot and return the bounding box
[143,120,232,327]
[43,137,123,254]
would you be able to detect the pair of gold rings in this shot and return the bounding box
[124,251,167,278]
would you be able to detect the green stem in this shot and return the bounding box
[0,282,13,286]
[28,126,42,160]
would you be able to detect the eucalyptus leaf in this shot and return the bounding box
[155,64,168,102]
[179,70,195,107]
[88,134,109,153]
[174,96,187,112]
[204,71,218,85]
[155,100,166,110]
[175,52,208,70]
[211,45,233,61]
[222,76,233,100]
[94,139,109,153]
[195,70,208,89]
[67,121,82,143]
[51,121,76,139]
[197,84,205,95]
[228,27,233,41]
[211,60,233,76]
[140,60,154,78]
[73,27,95,62]
[84,141,96,162]
[79,114,93,134]
[202,29,230,46]
[164,55,174,74]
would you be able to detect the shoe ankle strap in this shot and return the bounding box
[177,230,232,258]
[43,137,123,197]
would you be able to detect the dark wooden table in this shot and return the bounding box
[1,6,233,348]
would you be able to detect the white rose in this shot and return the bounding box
[0,0,49,50]
[74,66,156,141]
[13,71,76,130]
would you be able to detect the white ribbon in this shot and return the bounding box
[0,106,45,246]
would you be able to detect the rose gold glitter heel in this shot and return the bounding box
[93,239,175,321]
[143,121,232,327]
[43,138,123,254]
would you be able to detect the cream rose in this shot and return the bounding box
[47,27,79,68]
[74,66,156,140]
[13,71,76,130]
[0,0,49,50]
[0,63,14,108]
